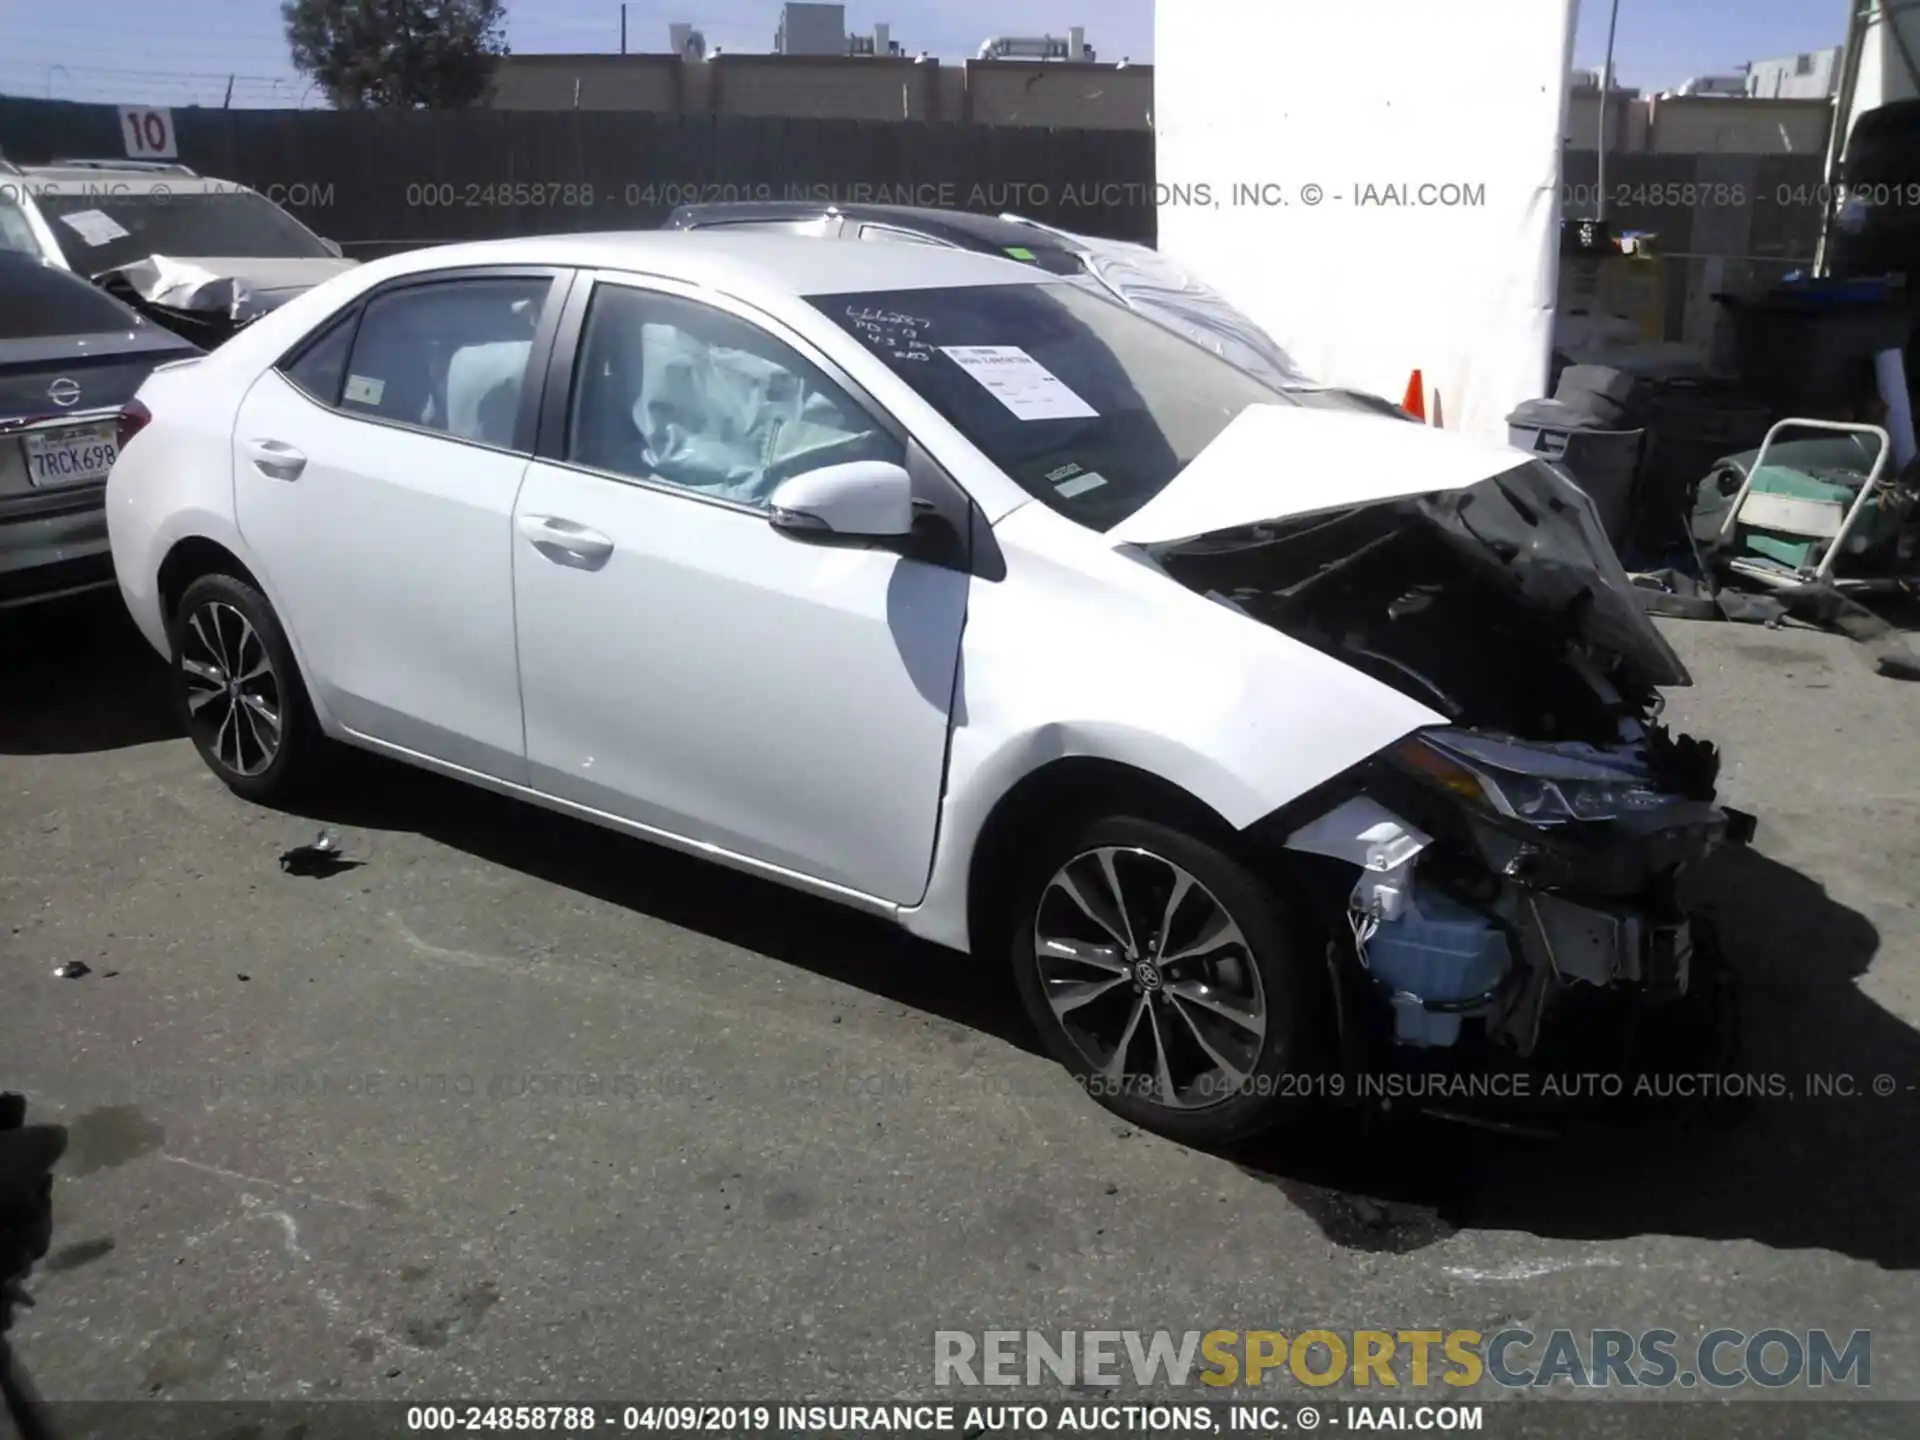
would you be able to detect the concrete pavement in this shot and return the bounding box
[2,594,1917,1423]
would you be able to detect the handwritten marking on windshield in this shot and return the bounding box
[845,305,930,331]
[845,306,936,363]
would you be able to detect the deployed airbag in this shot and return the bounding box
[634,324,890,505]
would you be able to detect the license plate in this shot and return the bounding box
[22,422,118,487]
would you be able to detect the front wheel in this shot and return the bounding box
[170,572,325,804]
[1008,815,1325,1145]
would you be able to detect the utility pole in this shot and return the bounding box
[1595,0,1621,224]
[621,4,628,54]
[223,73,235,108]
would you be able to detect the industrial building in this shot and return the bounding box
[488,1,1147,127]
[1744,46,1844,100]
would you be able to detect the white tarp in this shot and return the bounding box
[1154,0,1580,438]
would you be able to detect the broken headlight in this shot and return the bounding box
[1388,729,1681,825]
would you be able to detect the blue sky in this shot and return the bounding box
[0,0,1851,108]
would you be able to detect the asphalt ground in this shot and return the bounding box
[1,592,1917,1433]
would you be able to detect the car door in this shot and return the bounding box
[232,267,568,783]
[511,273,968,905]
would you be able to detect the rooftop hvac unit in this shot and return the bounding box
[668,22,708,61]
[1672,74,1748,97]
[979,27,1092,62]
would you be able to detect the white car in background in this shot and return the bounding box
[0,157,355,341]
[106,233,1741,1141]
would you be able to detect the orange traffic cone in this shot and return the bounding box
[1401,369,1426,422]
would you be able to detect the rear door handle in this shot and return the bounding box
[517,513,614,569]
[244,438,306,481]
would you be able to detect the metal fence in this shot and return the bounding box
[1,96,1825,273]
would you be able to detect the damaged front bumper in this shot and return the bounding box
[1278,727,1752,1065]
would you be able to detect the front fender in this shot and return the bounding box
[899,508,1444,954]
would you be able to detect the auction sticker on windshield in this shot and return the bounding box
[55,209,130,247]
[938,344,1098,422]
[23,422,117,486]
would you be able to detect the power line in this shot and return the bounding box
[0,60,291,85]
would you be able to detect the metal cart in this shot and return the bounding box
[1707,419,1905,595]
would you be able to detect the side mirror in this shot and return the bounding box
[320,237,344,258]
[767,459,914,538]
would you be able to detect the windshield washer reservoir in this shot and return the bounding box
[1360,889,1512,1048]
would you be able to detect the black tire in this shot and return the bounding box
[169,572,326,805]
[1008,814,1327,1145]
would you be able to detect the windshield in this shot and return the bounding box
[812,280,1306,531]
[34,190,332,273]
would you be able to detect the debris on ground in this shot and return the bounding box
[278,829,364,878]
[52,961,91,979]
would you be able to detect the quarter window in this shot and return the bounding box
[565,284,900,508]
[280,313,355,406]
[335,277,552,449]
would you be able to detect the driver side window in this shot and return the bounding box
[565,284,902,509]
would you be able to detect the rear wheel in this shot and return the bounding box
[170,573,325,804]
[1008,815,1324,1145]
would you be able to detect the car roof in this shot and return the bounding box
[18,163,253,194]
[672,201,1081,251]
[359,230,1062,296]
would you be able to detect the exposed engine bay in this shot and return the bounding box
[1149,462,1752,1079]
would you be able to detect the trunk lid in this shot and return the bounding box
[0,336,198,501]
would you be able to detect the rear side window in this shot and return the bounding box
[0,256,141,339]
[281,314,355,406]
[334,277,552,448]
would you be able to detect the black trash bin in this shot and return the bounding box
[1507,397,1645,549]
[1633,378,1774,550]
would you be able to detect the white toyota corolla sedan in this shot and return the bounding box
[107,233,1745,1142]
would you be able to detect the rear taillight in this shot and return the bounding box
[117,398,152,449]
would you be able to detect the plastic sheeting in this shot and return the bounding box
[1153,0,1579,438]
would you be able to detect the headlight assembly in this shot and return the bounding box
[1388,729,1680,825]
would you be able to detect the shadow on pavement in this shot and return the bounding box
[0,593,180,755]
[1231,844,1920,1270]
[285,748,1042,1058]
[287,751,1920,1270]
[20,590,1895,1269]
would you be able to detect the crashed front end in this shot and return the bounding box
[1151,459,1750,1086]
[96,257,277,348]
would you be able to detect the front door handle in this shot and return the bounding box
[244,437,306,481]
[517,513,614,569]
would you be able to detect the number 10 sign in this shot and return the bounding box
[119,106,178,160]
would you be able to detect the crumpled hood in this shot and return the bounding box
[98,254,359,314]
[1112,402,1692,690]
[1107,402,1532,546]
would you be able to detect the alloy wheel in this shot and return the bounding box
[1032,846,1269,1110]
[179,600,283,778]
